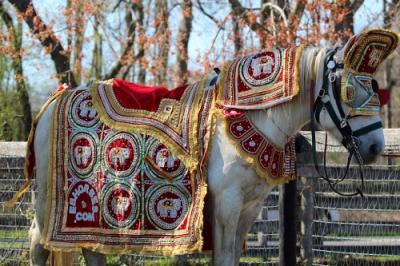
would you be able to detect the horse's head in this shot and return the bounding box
[314,29,399,164]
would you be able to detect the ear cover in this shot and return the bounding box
[340,29,399,111]
[343,29,398,75]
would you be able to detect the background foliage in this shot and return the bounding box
[0,0,399,140]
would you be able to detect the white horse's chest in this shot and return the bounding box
[207,123,273,205]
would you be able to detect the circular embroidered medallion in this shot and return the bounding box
[103,182,140,228]
[69,132,97,178]
[66,181,99,226]
[146,185,189,230]
[102,133,140,178]
[240,49,282,87]
[70,90,100,128]
[146,139,186,179]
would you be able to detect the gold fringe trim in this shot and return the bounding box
[89,78,210,173]
[5,87,67,208]
[215,110,295,186]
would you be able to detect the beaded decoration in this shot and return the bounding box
[217,46,304,110]
[221,109,296,184]
[340,29,398,116]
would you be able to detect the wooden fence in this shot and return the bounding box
[1,129,400,265]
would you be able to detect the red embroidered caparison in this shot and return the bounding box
[42,78,216,255]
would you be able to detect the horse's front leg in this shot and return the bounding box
[212,186,242,266]
[234,200,266,265]
[29,218,49,266]
[234,181,273,265]
[82,249,106,266]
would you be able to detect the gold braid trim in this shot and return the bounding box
[5,87,67,208]
[89,78,209,173]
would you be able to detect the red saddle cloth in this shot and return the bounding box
[89,78,216,171]
[112,79,188,112]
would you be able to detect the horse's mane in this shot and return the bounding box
[299,46,326,103]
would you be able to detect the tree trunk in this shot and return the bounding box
[90,14,103,79]
[104,2,137,80]
[155,0,169,86]
[232,15,242,57]
[135,1,146,84]
[175,0,192,85]
[72,0,86,84]
[0,2,32,140]
[334,0,364,43]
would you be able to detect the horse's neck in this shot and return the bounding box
[247,47,323,149]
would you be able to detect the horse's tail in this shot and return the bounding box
[5,85,68,208]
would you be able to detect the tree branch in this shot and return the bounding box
[104,2,136,80]
[7,0,77,87]
[261,3,288,27]
[292,0,306,23]
[228,0,271,34]
[195,0,223,28]
[350,0,365,12]
[175,0,192,85]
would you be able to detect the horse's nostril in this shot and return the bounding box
[369,144,381,155]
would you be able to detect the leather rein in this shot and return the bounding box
[310,48,383,197]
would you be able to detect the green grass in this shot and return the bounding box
[239,256,265,263]
[372,255,400,262]
[316,254,400,265]
[0,229,28,239]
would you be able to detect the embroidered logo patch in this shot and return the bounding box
[240,49,282,87]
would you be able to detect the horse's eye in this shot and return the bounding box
[372,79,379,93]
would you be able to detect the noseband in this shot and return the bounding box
[310,48,383,197]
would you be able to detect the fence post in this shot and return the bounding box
[279,179,297,266]
[296,134,316,265]
[299,175,315,266]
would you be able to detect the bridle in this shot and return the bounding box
[310,48,383,197]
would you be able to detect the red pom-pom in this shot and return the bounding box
[378,89,390,106]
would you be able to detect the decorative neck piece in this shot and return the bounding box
[221,109,296,185]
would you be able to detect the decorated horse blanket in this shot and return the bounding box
[42,78,216,254]
[218,47,303,110]
[9,47,303,255]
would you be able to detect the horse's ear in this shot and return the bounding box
[338,29,399,75]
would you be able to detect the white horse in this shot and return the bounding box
[29,31,395,266]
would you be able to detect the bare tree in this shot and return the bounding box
[333,0,365,43]
[154,0,170,85]
[0,1,32,139]
[175,0,193,85]
[7,0,78,86]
